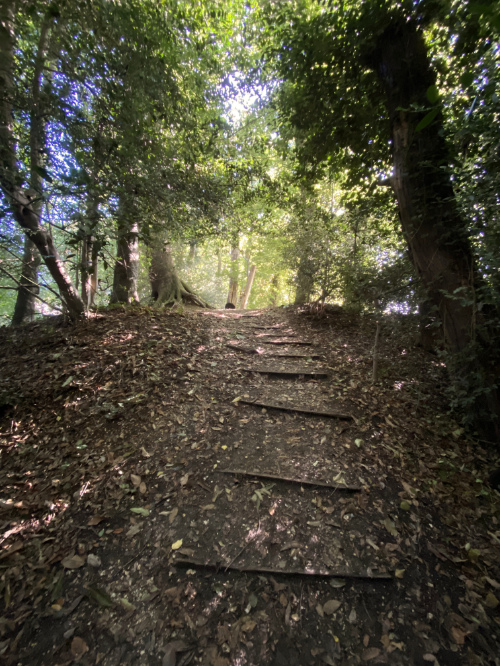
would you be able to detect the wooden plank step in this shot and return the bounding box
[174,558,392,581]
[226,344,322,359]
[238,397,352,420]
[244,366,329,378]
[264,339,313,346]
[220,468,361,491]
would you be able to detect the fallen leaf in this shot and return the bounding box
[130,507,150,516]
[163,640,189,666]
[86,587,114,608]
[139,482,147,494]
[169,507,179,524]
[71,636,89,661]
[383,517,398,538]
[126,524,141,538]
[240,619,256,633]
[61,554,85,569]
[485,592,499,609]
[87,515,105,526]
[87,554,101,568]
[362,647,381,661]
[130,474,141,487]
[450,625,467,645]
[180,473,189,486]
[485,576,500,590]
[171,539,183,550]
[323,599,341,615]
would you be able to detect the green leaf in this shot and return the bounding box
[130,507,150,516]
[415,108,439,132]
[86,587,114,608]
[426,85,439,104]
[460,72,474,88]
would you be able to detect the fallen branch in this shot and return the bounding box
[220,468,361,491]
[174,558,392,581]
[238,398,353,420]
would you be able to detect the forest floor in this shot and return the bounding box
[1,305,500,666]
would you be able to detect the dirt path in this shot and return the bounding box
[0,306,499,665]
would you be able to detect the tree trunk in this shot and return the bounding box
[227,244,240,306]
[81,196,99,308]
[270,274,279,307]
[187,242,197,263]
[110,198,139,304]
[0,2,85,322]
[371,20,500,432]
[11,237,40,324]
[150,241,210,307]
[239,265,256,309]
[294,257,313,305]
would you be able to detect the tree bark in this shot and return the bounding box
[110,196,139,304]
[0,1,85,322]
[370,20,500,432]
[239,265,256,309]
[270,274,279,306]
[150,241,210,307]
[81,196,99,308]
[11,237,40,324]
[294,256,313,305]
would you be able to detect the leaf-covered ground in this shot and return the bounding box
[0,305,499,665]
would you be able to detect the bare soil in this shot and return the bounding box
[0,305,499,665]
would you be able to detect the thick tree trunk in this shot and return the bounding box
[294,257,313,305]
[150,242,210,307]
[0,2,85,322]
[11,237,40,324]
[239,265,256,309]
[110,200,139,304]
[371,20,500,431]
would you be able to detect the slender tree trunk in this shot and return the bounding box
[150,240,210,307]
[110,196,139,304]
[81,196,99,308]
[239,265,256,309]
[371,20,500,431]
[270,274,279,306]
[187,242,196,263]
[227,243,240,306]
[0,2,84,321]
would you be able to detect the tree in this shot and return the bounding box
[260,0,500,433]
[149,239,210,307]
[0,0,85,321]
